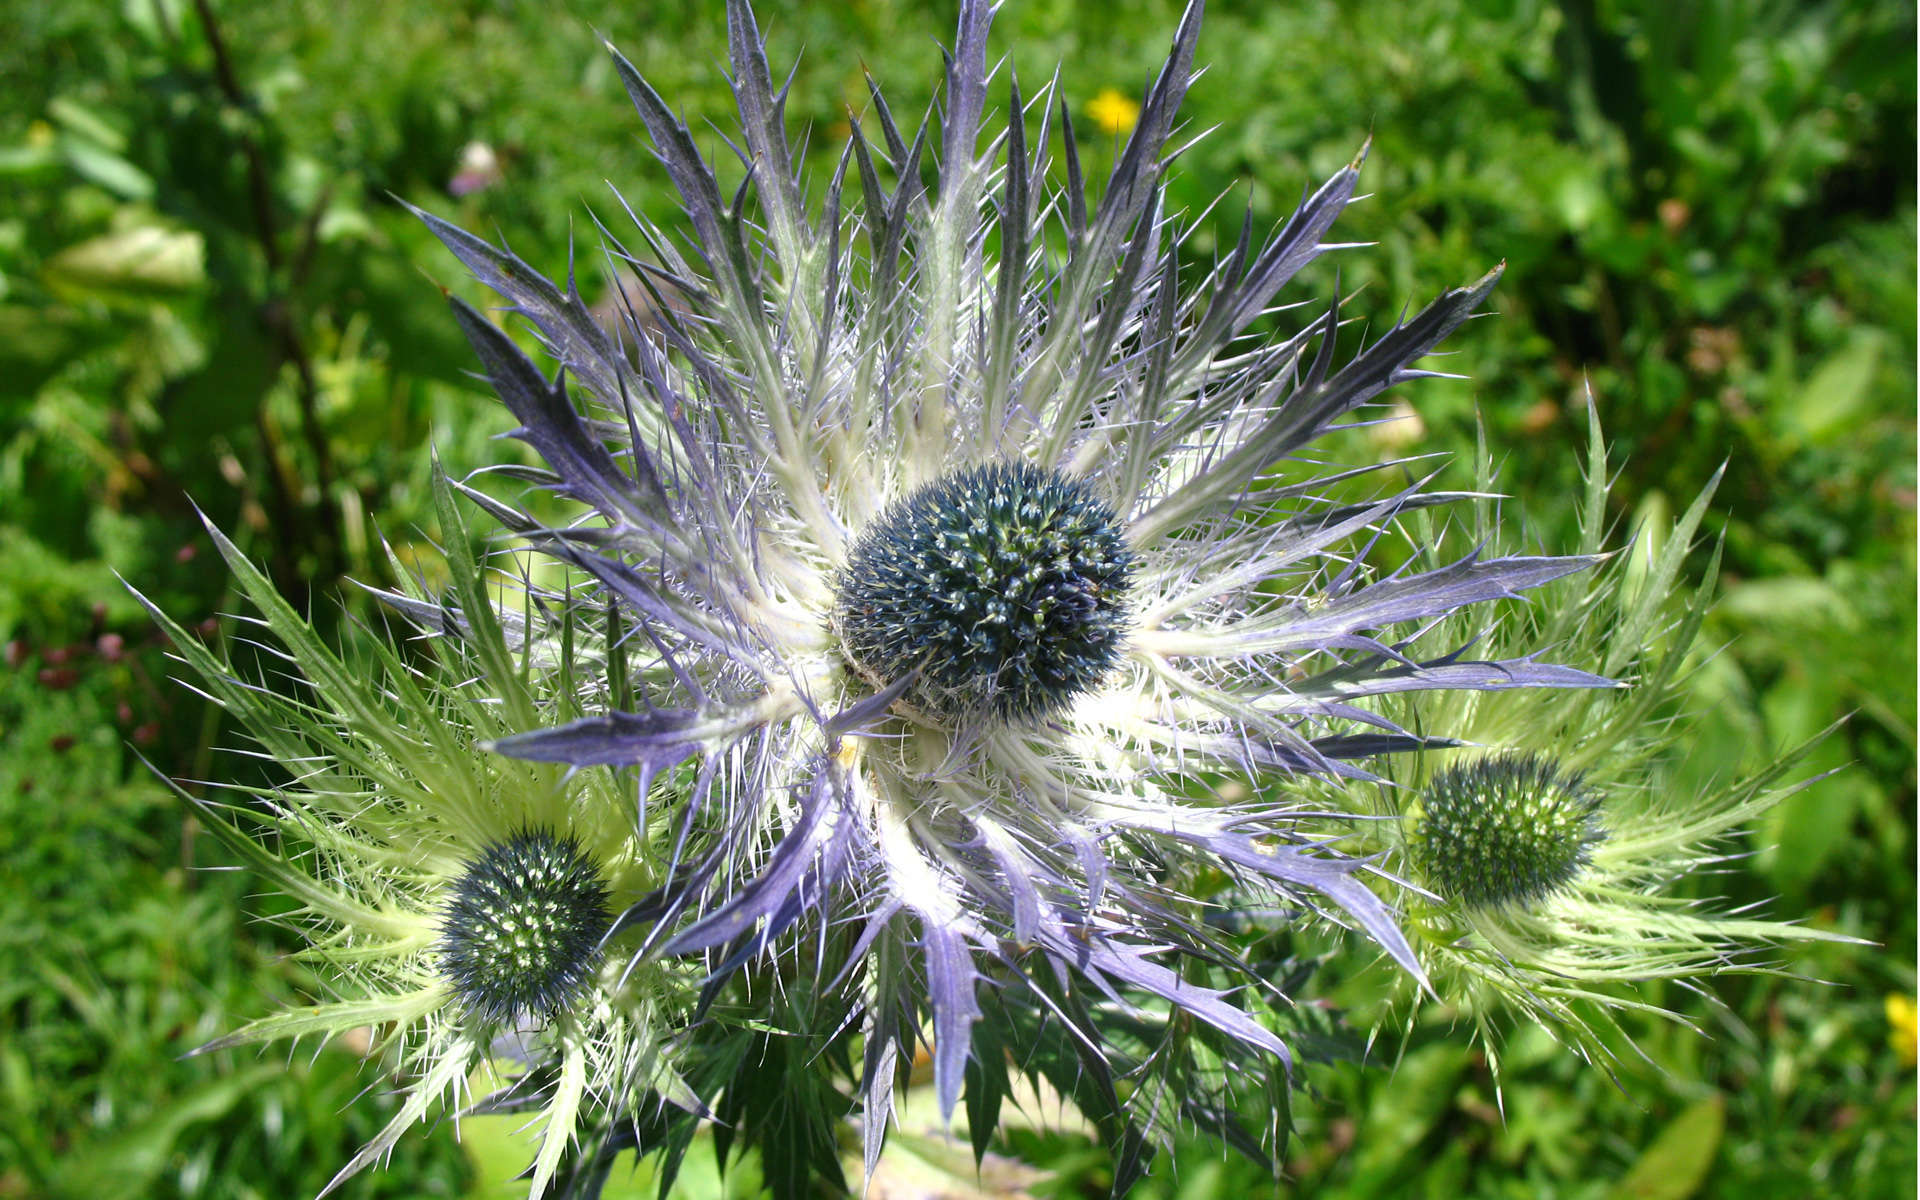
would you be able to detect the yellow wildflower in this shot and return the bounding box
[1887,994,1917,1068]
[1085,86,1141,136]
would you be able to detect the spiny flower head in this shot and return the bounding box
[401,0,1625,1184]
[132,497,700,1200]
[440,828,613,1027]
[1411,753,1604,910]
[836,461,1134,723]
[1333,408,1857,1067]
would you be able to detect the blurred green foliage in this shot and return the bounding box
[1,0,1910,1196]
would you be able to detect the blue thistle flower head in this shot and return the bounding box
[836,461,1134,723]
[404,0,1622,1184]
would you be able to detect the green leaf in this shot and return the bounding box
[0,142,60,177]
[192,987,442,1056]
[1782,330,1884,446]
[58,139,154,201]
[1606,1094,1725,1200]
[44,224,203,300]
[963,1010,1010,1166]
[46,96,127,152]
[430,465,537,731]
[50,1064,280,1196]
[1757,739,1873,896]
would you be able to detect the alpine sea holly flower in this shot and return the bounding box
[1334,409,1858,1068]
[399,0,1623,1182]
[132,499,703,1200]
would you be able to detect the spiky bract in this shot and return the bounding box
[836,462,1133,722]
[441,829,613,1027]
[1412,753,1603,909]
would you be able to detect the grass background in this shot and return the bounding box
[1,0,1912,1196]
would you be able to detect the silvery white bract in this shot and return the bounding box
[411,0,1611,1183]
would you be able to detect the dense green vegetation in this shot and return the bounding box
[2,0,1910,1196]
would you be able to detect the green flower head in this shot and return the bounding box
[131,498,697,1199]
[1334,407,1859,1064]
[1411,753,1604,910]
